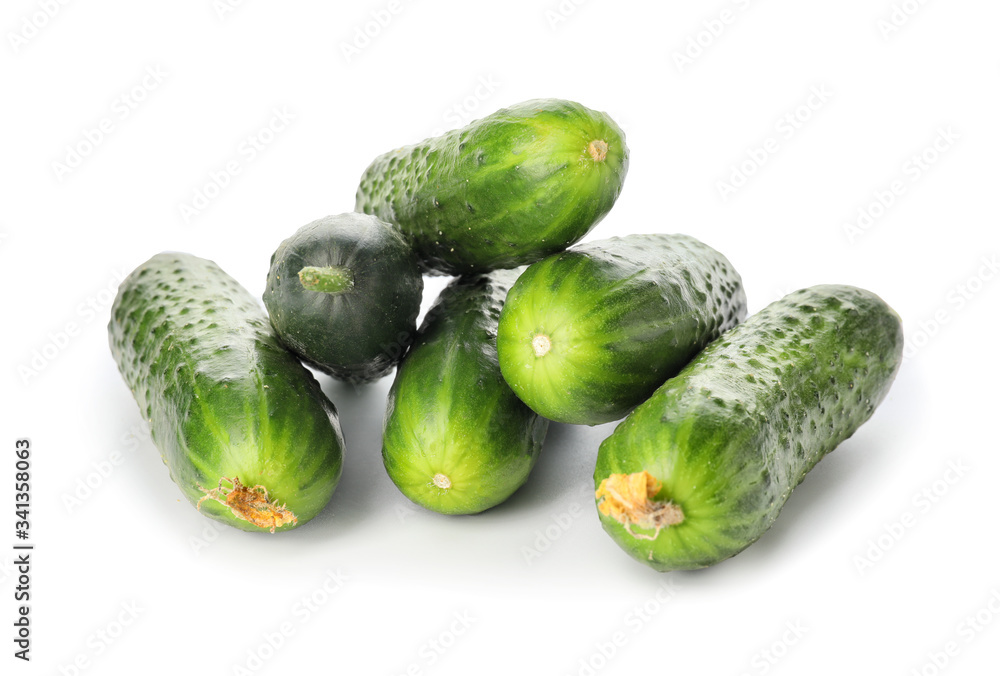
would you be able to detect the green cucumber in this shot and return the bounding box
[594,285,903,570]
[109,253,345,532]
[355,98,628,275]
[263,213,423,383]
[382,269,549,514]
[497,233,747,425]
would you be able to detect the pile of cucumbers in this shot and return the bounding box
[109,98,903,571]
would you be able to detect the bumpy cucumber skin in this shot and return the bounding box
[355,99,629,275]
[263,213,423,384]
[382,269,549,515]
[594,286,903,570]
[109,253,345,532]
[497,234,747,425]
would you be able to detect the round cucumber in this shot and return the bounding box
[594,285,903,570]
[356,98,629,275]
[497,234,746,425]
[263,213,423,384]
[109,253,345,532]
[382,269,548,515]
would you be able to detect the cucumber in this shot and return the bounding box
[594,285,903,570]
[263,213,423,383]
[382,269,548,514]
[109,253,345,532]
[355,98,628,275]
[497,234,747,425]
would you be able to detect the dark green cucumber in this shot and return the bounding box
[263,213,423,383]
[382,269,548,514]
[497,234,746,425]
[356,98,628,275]
[594,285,903,570]
[109,253,345,532]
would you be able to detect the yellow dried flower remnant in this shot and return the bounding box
[587,139,610,162]
[596,471,684,540]
[197,476,298,533]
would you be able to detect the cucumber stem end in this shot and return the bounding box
[298,266,354,294]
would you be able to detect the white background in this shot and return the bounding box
[2,1,999,674]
